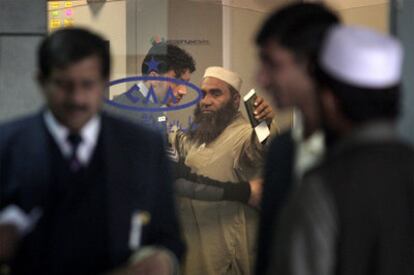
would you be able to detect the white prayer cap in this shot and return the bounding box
[320,25,403,88]
[203,66,242,92]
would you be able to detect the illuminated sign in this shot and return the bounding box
[65,8,73,16]
[49,2,60,9]
[64,18,74,27]
[50,19,62,28]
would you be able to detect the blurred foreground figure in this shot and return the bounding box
[255,3,339,273]
[268,25,414,275]
[0,28,184,275]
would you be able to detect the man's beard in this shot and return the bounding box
[188,100,238,145]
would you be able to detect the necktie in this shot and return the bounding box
[67,133,82,172]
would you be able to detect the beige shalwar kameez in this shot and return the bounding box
[170,112,277,275]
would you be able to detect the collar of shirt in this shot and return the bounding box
[43,110,101,165]
[139,81,168,108]
[138,81,149,98]
[292,109,325,182]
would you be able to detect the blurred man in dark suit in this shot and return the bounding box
[0,28,184,275]
[254,3,339,273]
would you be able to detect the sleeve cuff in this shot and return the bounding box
[0,205,42,236]
[223,182,251,203]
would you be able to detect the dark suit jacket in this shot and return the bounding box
[256,130,295,274]
[104,84,166,133]
[0,111,185,271]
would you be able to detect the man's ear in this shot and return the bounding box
[36,72,48,97]
[320,88,340,119]
[36,72,48,96]
[233,93,241,109]
[304,58,314,76]
[36,72,45,86]
[146,71,160,86]
[148,71,159,77]
[320,88,352,134]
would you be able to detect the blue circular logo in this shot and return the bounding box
[104,76,202,113]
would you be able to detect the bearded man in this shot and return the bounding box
[169,66,277,275]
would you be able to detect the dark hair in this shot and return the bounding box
[38,28,110,79]
[141,42,196,77]
[316,67,400,122]
[256,3,339,71]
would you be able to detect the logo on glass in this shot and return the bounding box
[104,57,202,112]
[104,76,202,113]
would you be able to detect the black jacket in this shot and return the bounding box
[256,130,295,274]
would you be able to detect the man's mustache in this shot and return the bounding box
[63,103,89,112]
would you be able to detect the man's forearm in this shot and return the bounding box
[172,161,251,203]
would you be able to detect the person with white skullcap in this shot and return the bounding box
[267,25,414,275]
[169,66,278,275]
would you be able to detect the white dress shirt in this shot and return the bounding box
[138,81,150,98]
[292,110,325,182]
[43,110,101,165]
